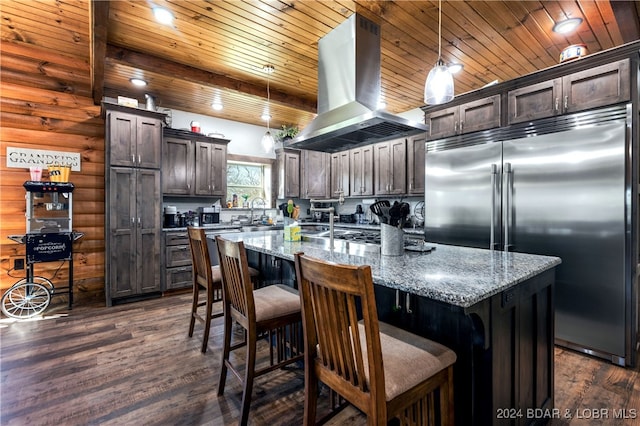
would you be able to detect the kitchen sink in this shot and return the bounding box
[301,234,380,255]
[240,225,284,232]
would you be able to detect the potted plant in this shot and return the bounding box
[276,124,299,142]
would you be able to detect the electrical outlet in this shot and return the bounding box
[13,258,24,270]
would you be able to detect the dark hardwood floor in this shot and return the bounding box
[1,292,638,425]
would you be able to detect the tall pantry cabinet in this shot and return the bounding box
[103,102,165,305]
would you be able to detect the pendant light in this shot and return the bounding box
[261,65,275,153]
[424,0,454,105]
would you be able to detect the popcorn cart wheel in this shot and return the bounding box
[1,276,54,319]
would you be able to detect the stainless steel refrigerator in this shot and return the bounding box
[424,105,637,366]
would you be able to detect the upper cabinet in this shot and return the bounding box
[350,145,374,197]
[426,95,501,140]
[194,141,227,196]
[330,150,350,197]
[374,138,406,195]
[276,148,300,199]
[162,128,229,197]
[107,108,162,169]
[301,150,330,199]
[508,59,630,125]
[406,134,426,196]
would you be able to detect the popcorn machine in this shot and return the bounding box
[3,181,83,318]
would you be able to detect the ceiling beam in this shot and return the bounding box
[610,1,640,43]
[90,0,109,106]
[105,45,317,114]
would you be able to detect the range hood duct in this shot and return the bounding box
[286,13,427,153]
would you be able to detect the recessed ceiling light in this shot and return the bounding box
[129,78,147,87]
[377,101,387,110]
[262,64,275,74]
[211,102,223,111]
[152,7,174,26]
[553,18,582,34]
[447,63,464,74]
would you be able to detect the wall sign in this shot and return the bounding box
[6,147,81,171]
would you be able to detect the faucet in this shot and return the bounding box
[310,191,345,250]
[250,197,267,224]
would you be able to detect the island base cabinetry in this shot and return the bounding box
[375,268,555,426]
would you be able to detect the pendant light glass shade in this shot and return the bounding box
[424,59,454,105]
[424,0,454,105]
[262,130,274,152]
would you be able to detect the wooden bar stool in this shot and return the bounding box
[215,236,304,426]
[186,227,258,353]
[294,252,456,426]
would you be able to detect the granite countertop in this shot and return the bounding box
[214,230,561,309]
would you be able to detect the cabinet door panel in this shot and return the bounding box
[194,142,213,195]
[350,146,374,196]
[331,151,350,197]
[137,169,161,293]
[301,150,329,199]
[108,112,136,167]
[277,150,300,198]
[508,79,561,124]
[460,95,501,133]
[563,59,630,113]
[210,143,227,196]
[109,167,137,298]
[163,137,193,194]
[407,134,426,195]
[137,117,162,169]
[427,106,459,139]
[374,142,391,195]
[389,139,407,194]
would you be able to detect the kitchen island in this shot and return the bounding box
[215,230,561,426]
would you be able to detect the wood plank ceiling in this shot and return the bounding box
[49,1,640,131]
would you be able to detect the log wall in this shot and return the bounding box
[0,1,106,303]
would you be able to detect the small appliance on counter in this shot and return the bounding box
[198,206,220,225]
[164,206,178,228]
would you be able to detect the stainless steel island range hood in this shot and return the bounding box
[286,13,427,153]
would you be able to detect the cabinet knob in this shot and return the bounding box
[564,95,568,111]
[555,97,559,112]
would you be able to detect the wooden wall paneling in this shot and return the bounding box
[0,3,106,305]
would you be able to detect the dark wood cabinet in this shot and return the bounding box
[375,269,555,426]
[301,150,330,199]
[427,95,501,140]
[104,103,164,305]
[406,134,426,196]
[107,109,162,169]
[194,141,227,196]
[276,148,300,199]
[107,167,162,300]
[349,145,374,197]
[163,137,193,195]
[163,231,192,290]
[162,129,228,197]
[508,59,630,124]
[373,138,406,195]
[330,150,350,197]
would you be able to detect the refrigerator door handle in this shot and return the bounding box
[490,163,498,250]
[503,162,513,251]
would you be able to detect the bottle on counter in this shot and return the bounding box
[232,194,238,207]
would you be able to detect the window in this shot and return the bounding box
[226,160,271,207]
